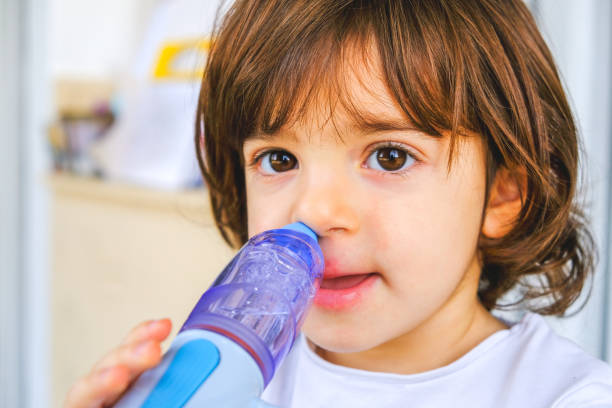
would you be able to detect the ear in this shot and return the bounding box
[481,167,526,239]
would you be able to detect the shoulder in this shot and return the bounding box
[552,378,612,408]
[502,312,612,406]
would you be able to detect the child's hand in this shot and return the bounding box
[64,318,172,408]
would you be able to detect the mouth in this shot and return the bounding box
[319,273,377,290]
[314,272,380,310]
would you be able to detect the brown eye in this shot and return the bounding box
[262,150,297,173]
[373,147,408,171]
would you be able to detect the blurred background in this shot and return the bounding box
[0,0,610,407]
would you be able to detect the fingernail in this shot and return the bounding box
[148,318,166,328]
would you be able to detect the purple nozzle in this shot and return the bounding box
[180,223,323,385]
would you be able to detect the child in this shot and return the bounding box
[66,0,612,407]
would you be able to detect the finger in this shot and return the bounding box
[89,318,171,373]
[92,339,163,376]
[64,365,130,408]
[120,318,172,347]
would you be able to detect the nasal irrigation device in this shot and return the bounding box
[114,222,323,408]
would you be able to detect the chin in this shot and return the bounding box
[301,319,383,353]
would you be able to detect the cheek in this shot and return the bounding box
[370,180,448,255]
[246,182,268,238]
[246,197,272,238]
[374,180,484,289]
[246,179,293,238]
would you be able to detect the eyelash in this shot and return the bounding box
[247,141,420,178]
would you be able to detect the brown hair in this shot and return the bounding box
[196,0,595,316]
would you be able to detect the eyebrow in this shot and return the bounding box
[245,131,299,143]
[245,117,435,142]
[352,117,419,134]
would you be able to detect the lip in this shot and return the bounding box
[313,273,379,310]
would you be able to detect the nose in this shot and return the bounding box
[290,173,360,239]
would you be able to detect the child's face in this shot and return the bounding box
[242,62,487,354]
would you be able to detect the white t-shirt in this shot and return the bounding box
[261,313,612,407]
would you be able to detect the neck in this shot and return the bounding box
[310,259,508,374]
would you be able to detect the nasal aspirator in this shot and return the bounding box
[113,222,323,407]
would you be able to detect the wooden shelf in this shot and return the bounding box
[48,172,211,214]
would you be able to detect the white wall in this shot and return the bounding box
[0,0,26,406]
[530,0,612,360]
[22,0,53,406]
[49,0,159,79]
